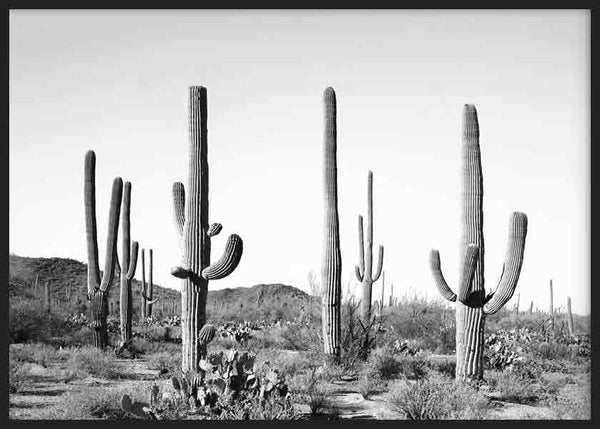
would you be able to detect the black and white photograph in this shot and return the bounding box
[7,9,591,420]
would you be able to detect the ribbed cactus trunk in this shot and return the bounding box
[84,150,122,349]
[171,86,243,374]
[355,171,384,320]
[430,105,528,382]
[566,296,574,336]
[140,249,146,319]
[119,182,138,345]
[321,87,342,358]
[146,249,154,316]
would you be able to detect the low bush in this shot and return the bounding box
[42,387,133,420]
[65,346,125,380]
[146,351,181,375]
[386,374,489,420]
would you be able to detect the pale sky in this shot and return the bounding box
[9,10,590,314]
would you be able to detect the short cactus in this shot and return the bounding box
[355,171,384,320]
[430,105,528,381]
[143,249,159,315]
[84,150,122,348]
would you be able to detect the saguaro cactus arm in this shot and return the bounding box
[483,212,528,315]
[201,234,243,280]
[172,182,186,241]
[142,292,160,305]
[208,223,223,237]
[429,249,457,302]
[372,245,384,282]
[126,241,139,280]
[355,215,365,281]
[457,244,480,304]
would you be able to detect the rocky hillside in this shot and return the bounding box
[8,254,312,318]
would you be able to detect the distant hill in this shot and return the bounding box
[8,254,313,319]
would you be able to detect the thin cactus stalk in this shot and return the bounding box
[119,181,139,345]
[388,283,394,307]
[171,86,243,374]
[529,300,534,315]
[33,274,39,294]
[84,150,122,348]
[549,279,555,335]
[144,249,158,316]
[355,171,384,320]
[567,296,574,336]
[380,271,385,314]
[321,87,342,358]
[140,249,147,319]
[44,282,50,312]
[429,105,528,382]
[515,292,520,318]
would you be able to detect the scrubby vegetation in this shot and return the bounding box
[8,256,591,420]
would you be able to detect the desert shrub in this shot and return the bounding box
[290,366,331,416]
[429,357,456,378]
[542,381,591,420]
[43,387,133,420]
[355,373,385,399]
[146,351,180,375]
[10,342,66,367]
[387,375,489,420]
[364,345,430,380]
[9,363,29,394]
[484,370,541,404]
[65,346,125,380]
[9,298,63,343]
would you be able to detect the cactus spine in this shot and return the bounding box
[119,182,139,345]
[84,150,123,348]
[567,296,574,336]
[429,105,528,381]
[171,86,244,374]
[355,171,384,320]
[321,87,342,357]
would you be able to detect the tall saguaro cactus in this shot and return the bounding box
[171,86,244,374]
[355,171,384,320]
[119,182,139,346]
[84,150,123,348]
[429,105,528,381]
[566,296,574,337]
[321,87,342,358]
[380,271,385,314]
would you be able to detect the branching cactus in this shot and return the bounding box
[429,105,528,382]
[119,181,139,346]
[84,150,123,348]
[321,87,342,358]
[170,86,243,374]
[355,171,384,320]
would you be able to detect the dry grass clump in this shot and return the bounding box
[41,386,134,420]
[386,374,490,420]
[64,346,126,380]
